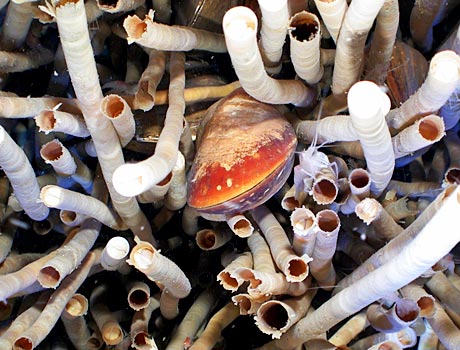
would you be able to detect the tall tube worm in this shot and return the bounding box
[100,94,136,147]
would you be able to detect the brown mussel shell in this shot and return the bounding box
[187,88,297,215]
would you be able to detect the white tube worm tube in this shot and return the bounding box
[232,293,268,315]
[164,151,187,211]
[425,271,460,316]
[348,80,393,196]
[440,83,460,131]
[386,51,460,130]
[313,0,347,43]
[0,125,49,221]
[0,96,80,118]
[222,6,316,107]
[217,252,253,292]
[100,94,135,147]
[226,213,254,238]
[59,210,87,227]
[290,206,317,257]
[289,11,323,84]
[295,115,358,144]
[366,299,420,333]
[124,10,227,52]
[312,167,339,205]
[35,109,89,138]
[392,115,445,159]
[328,311,368,347]
[340,168,371,215]
[130,296,160,350]
[100,236,130,271]
[426,301,460,350]
[418,320,438,350]
[40,139,77,176]
[257,0,289,74]
[96,0,144,13]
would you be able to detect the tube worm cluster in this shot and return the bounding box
[0,0,460,350]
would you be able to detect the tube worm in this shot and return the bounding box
[0,96,80,118]
[130,296,160,350]
[0,47,54,73]
[418,320,438,350]
[127,281,151,312]
[232,293,268,315]
[289,11,323,84]
[366,298,420,333]
[60,294,94,350]
[313,0,347,43]
[196,227,232,251]
[355,198,403,241]
[281,184,307,211]
[252,205,311,282]
[134,49,167,112]
[222,6,316,107]
[400,283,436,318]
[55,0,152,243]
[0,252,44,275]
[100,236,130,272]
[328,311,368,347]
[257,0,289,74]
[113,51,185,197]
[59,209,86,227]
[255,289,316,339]
[0,2,34,50]
[40,185,126,231]
[291,206,317,257]
[340,168,371,215]
[217,251,253,292]
[40,139,77,176]
[426,301,460,350]
[261,185,460,350]
[226,213,254,238]
[13,250,99,350]
[137,172,172,204]
[392,115,445,159]
[386,51,460,131]
[309,209,340,290]
[100,94,135,147]
[425,271,460,316]
[96,0,144,13]
[383,196,419,223]
[386,180,441,197]
[348,80,393,197]
[124,10,226,52]
[164,152,187,211]
[336,231,376,266]
[443,130,460,185]
[189,302,239,350]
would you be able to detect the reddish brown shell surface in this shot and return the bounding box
[187,89,297,214]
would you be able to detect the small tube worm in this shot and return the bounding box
[313,0,347,43]
[0,47,54,73]
[124,10,226,52]
[340,168,371,215]
[426,301,460,350]
[355,198,404,241]
[164,151,187,211]
[392,115,445,159]
[309,209,341,290]
[348,80,393,196]
[291,206,317,257]
[0,2,34,50]
[100,236,130,271]
[100,94,135,147]
[113,52,185,197]
[59,209,87,227]
[289,11,323,84]
[60,294,94,350]
[40,139,77,176]
[400,283,436,318]
[189,303,239,349]
[366,298,420,333]
[127,281,151,312]
[232,293,268,315]
[196,227,232,251]
[222,6,316,107]
[96,0,144,13]
[252,205,311,282]
[328,311,368,347]
[386,51,460,131]
[425,271,460,316]
[255,289,316,339]
[226,213,254,238]
[13,250,98,350]
[130,297,160,350]
[217,251,253,292]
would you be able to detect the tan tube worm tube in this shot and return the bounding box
[196,227,232,251]
[348,81,393,196]
[100,94,135,147]
[40,139,77,176]
[217,251,253,292]
[289,11,323,84]
[127,281,151,312]
[124,10,226,52]
[232,293,268,315]
[35,109,89,138]
[55,0,153,243]
[386,180,440,197]
[0,47,54,73]
[0,220,15,263]
[100,236,130,271]
[226,214,254,238]
[418,321,439,350]
[59,209,87,227]
[366,298,420,333]
[349,328,417,350]
[336,231,375,266]
[222,6,316,107]
[252,205,311,282]
[313,0,347,43]
[312,166,339,205]
[328,311,368,347]
[164,151,187,211]
[281,184,307,211]
[0,96,80,118]
[400,283,436,318]
[426,302,460,350]
[381,196,418,222]
[113,52,185,197]
[61,294,93,350]
[0,125,49,221]
[425,271,460,316]
[386,51,460,131]
[291,206,317,257]
[0,2,34,50]
[340,168,371,215]
[137,172,172,204]
[257,0,289,74]
[130,296,160,350]
[0,252,44,275]
[444,131,460,185]
[96,0,144,13]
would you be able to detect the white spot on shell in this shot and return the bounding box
[217,185,222,191]
[227,178,233,187]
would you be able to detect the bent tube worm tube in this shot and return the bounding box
[217,251,253,292]
[60,294,93,350]
[100,94,136,147]
[130,296,160,350]
[366,298,420,333]
[313,0,347,43]
[328,311,368,347]
[96,0,144,13]
[222,6,316,107]
[35,109,90,138]
[40,139,77,176]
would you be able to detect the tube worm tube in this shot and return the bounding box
[312,167,339,205]
[134,49,167,112]
[189,302,239,350]
[196,227,232,251]
[226,214,254,238]
[360,341,402,350]
[425,271,460,316]
[255,289,316,339]
[96,0,144,13]
[386,51,460,131]
[40,185,126,231]
[400,283,436,318]
[309,209,340,290]
[0,220,15,263]
[289,11,323,84]
[366,298,420,333]
[59,209,87,227]
[252,205,311,282]
[100,236,130,271]
[348,80,393,196]
[130,296,160,350]
[341,168,371,215]
[60,294,94,350]
[164,151,187,211]
[350,328,417,350]
[113,51,185,197]
[0,253,45,275]
[127,281,151,312]
[386,180,440,197]
[328,311,368,347]
[418,320,438,350]
[217,251,253,292]
[257,0,289,74]
[0,96,79,118]
[100,94,135,147]
[336,231,376,266]
[55,0,153,243]
[291,206,317,257]
[261,185,460,350]
[124,10,226,52]
[281,184,307,211]
[355,198,403,241]
[439,83,460,130]
[232,293,268,315]
[0,47,54,73]
[36,107,88,138]
[13,250,98,350]
[222,6,316,107]
[0,2,34,50]
[443,131,460,185]
[383,196,419,222]
[363,0,399,85]
[0,125,48,221]
[426,301,460,350]
[40,139,77,176]
[165,288,217,350]
[137,172,172,204]
[313,0,347,43]
[392,115,445,159]
[243,230,273,274]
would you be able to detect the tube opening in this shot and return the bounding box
[350,170,370,188]
[65,294,88,316]
[197,229,216,249]
[129,289,149,308]
[36,111,56,131]
[105,97,124,118]
[38,266,61,288]
[288,259,307,278]
[446,168,460,184]
[41,141,63,161]
[134,332,150,346]
[125,16,147,39]
[14,337,33,350]
[317,210,339,232]
[290,13,319,42]
[419,118,442,141]
[313,179,337,204]
[260,303,289,330]
[219,272,238,289]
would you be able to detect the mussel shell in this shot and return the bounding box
[187,89,297,214]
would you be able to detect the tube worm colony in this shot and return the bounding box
[0,0,460,350]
